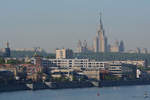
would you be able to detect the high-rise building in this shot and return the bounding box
[82,40,88,52]
[107,44,111,52]
[93,37,99,52]
[4,41,11,57]
[105,37,108,52]
[136,48,141,54]
[76,40,89,53]
[110,40,119,52]
[77,40,82,53]
[119,40,125,53]
[93,13,108,53]
[56,48,73,59]
[141,48,148,54]
[109,40,125,53]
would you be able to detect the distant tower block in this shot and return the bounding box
[77,40,83,53]
[119,40,125,53]
[6,41,9,48]
[56,48,73,59]
[110,40,119,53]
[4,41,11,57]
[136,48,141,54]
[82,40,88,52]
[93,37,99,52]
[141,48,148,54]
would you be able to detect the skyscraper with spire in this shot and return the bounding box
[93,13,108,52]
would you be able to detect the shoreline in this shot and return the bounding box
[99,80,150,87]
[1,80,150,93]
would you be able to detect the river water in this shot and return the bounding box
[0,85,150,100]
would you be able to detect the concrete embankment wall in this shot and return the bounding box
[1,80,150,92]
[0,81,93,92]
[0,83,29,92]
[99,80,150,87]
[30,81,93,90]
[53,81,93,89]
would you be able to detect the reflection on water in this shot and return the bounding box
[0,85,150,100]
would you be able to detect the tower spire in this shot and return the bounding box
[99,12,103,30]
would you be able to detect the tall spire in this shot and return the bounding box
[99,12,103,31]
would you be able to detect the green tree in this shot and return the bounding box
[0,57,5,64]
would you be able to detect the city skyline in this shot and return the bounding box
[0,0,150,52]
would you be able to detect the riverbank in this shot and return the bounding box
[0,83,29,92]
[99,80,150,87]
[0,81,93,92]
[1,80,150,92]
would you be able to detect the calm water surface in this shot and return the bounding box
[0,85,150,100]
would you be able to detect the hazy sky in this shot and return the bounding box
[0,0,150,52]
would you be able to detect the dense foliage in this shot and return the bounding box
[2,51,150,65]
[10,51,55,58]
[74,52,150,65]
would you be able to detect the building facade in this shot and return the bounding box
[56,48,73,59]
[110,40,120,52]
[4,41,11,57]
[119,40,125,53]
[76,40,89,53]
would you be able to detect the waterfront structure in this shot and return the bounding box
[30,51,146,80]
[56,48,73,59]
[19,63,45,81]
[31,57,108,69]
[48,59,108,69]
[48,59,138,80]
[93,13,108,53]
[108,63,137,79]
[51,68,74,81]
[82,68,101,80]
[31,56,146,69]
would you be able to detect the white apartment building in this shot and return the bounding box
[48,59,108,69]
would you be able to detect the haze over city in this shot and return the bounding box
[1,1,150,99]
[0,0,150,52]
